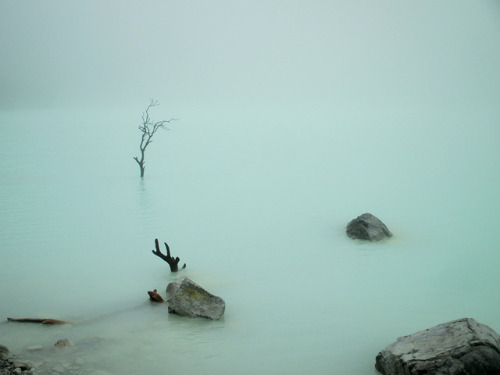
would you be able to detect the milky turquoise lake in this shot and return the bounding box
[1,105,499,374]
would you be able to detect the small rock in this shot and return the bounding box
[346,213,392,241]
[148,288,164,303]
[0,344,10,360]
[12,361,30,371]
[54,338,72,347]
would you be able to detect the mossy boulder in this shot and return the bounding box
[166,277,225,320]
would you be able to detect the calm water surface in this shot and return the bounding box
[1,107,499,374]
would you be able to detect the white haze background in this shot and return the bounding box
[1,1,500,374]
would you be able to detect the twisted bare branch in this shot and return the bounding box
[151,239,186,272]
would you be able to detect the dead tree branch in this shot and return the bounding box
[151,238,186,272]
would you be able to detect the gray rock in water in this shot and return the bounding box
[375,318,500,375]
[0,344,10,360]
[346,213,392,241]
[54,338,73,348]
[166,277,225,320]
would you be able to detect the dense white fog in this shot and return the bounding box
[1,1,500,112]
[1,1,500,374]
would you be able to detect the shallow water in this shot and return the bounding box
[1,106,499,374]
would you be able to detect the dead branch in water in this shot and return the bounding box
[151,239,186,272]
[7,318,68,325]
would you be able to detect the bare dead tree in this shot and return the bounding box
[152,239,186,272]
[133,99,175,178]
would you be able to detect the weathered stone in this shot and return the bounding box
[54,339,72,348]
[166,277,225,320]
[346,213,392,241]
[375,318,500,375]
[0,345,10,360]
[12,362,30,371]
[0,346,32,375]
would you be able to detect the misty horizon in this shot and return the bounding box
[1,1,500,114]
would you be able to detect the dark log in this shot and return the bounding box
[7,318,68,325]
[151,239,186,272]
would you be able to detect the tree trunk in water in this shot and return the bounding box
[134,156,146,178]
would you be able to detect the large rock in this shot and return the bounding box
[375,318,500,375]
[346,213,392,241]
[166,277,225,320]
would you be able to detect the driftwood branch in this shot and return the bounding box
[147,289,164,303]
[7,318,68,325]
[151,239,186,272]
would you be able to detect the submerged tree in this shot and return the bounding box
[133,99,175,178]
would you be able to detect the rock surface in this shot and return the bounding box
[375,318,500,375]
[0,345,10,361]
[166,277,225,320]
[346,213,392,241]
[54,339,72,348]
[0,345,32,375]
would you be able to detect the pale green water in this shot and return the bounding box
[1,106,499,374]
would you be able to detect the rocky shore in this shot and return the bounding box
[0,339,95,375]
[1,345,32,375]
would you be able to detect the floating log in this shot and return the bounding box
[7,318,68,325]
